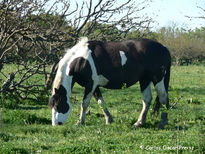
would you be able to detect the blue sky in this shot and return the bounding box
[48,0,205,30]
[149,0,205,29]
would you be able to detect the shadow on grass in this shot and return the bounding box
[1,147,30,154]
[1,96,49,109]
[3,111,51,125]
[17,105,47,110]
[129,121,159,130]
[2,103,47,110]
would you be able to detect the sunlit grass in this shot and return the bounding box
[0,65,205,153]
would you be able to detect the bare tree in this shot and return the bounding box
[196,5,205,19]
[0,0,153,100]
[185,3,205,22]
[0,0,75,100]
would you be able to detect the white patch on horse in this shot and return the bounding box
[155,77,167,105]
[142,83,152,103]
[119,51,127,66]
[52,107,72,126]
[53,37,89,90]
[56,37,108,89]
[52,71,62,90]
[54,37,91,91]
[85,48,109,87]
[97,97,111,124]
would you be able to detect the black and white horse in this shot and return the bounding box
[49,37,171,129]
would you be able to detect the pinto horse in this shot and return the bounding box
[49,37,171,129]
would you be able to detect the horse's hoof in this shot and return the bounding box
[76,121,84,126]
[133,122,143,128]
[75,122,80,126]
[158,123,165,129]
[158,120,168,129]
[86,110,91,115]
[106,116,113,124]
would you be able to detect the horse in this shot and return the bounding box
[49,37,171,129]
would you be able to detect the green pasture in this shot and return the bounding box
[0,65,205,153]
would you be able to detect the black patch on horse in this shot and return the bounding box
[69,57,94,98]
[49,85,69,114]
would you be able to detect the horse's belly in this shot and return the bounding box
[102,79,138,89]
[102,82,125,89]
[99,64,143,89]
[101,73,140,89]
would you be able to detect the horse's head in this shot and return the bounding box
[49,85,71,126]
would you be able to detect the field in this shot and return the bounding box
[0,65,205,153]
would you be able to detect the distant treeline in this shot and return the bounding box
[143,27,205,65]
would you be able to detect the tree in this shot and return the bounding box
[0,0,76,100]
[0,0,153,100]
[157,27,205,65]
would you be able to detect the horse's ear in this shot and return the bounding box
[54,88,58,94]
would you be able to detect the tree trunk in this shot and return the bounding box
[44,62,58,90]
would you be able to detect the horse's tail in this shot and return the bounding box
[164,48,171,92]
[153,46,171,114]
[164,47,171,109]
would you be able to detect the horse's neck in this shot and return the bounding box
[58,65,73,97]
[62,75,73,96]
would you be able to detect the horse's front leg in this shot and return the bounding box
[77,84,95,125]
[93,87,113,124]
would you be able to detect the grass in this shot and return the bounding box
[0,65,205,153]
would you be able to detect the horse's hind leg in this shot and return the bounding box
[134,81,152,128]
[154,77,168,129]
[93,87,113,124]
[153,96,160,115]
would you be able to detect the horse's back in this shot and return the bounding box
[87,39,171,89]
[130,39,171,69]
[89,38,170,71]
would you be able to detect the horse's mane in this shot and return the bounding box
[52,37,89,92]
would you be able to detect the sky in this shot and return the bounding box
[47,0,205,30]
[148,0,205,30]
